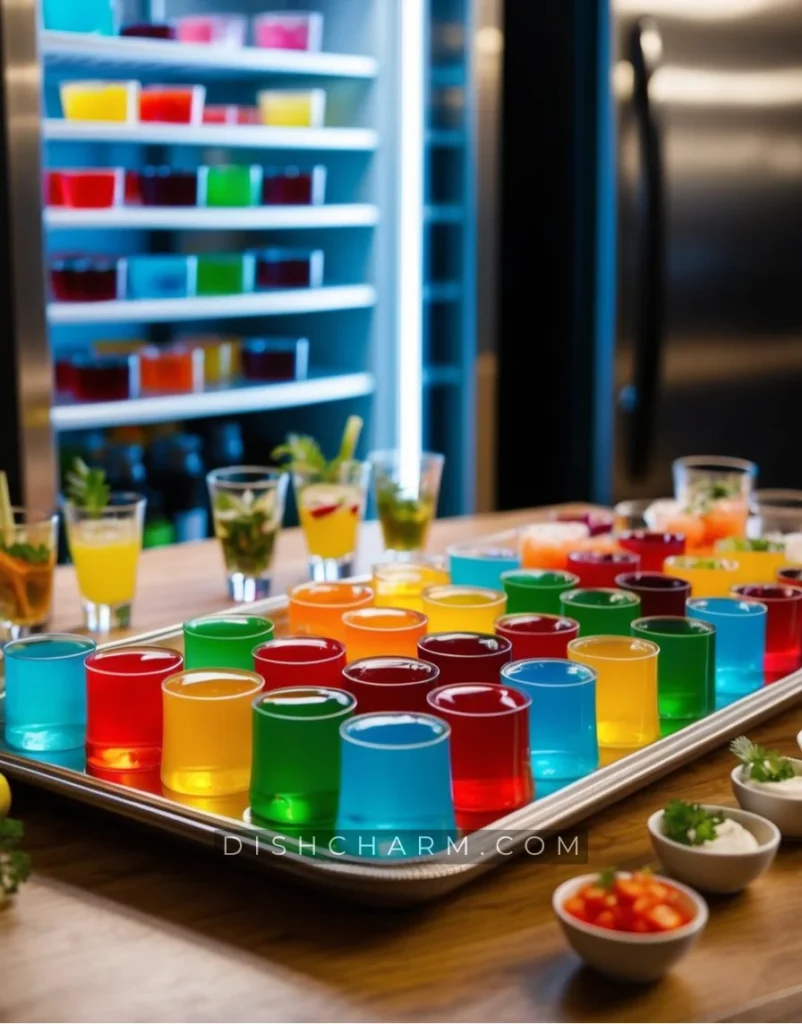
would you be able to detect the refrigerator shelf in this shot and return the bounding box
[44,119,379,151]
[47,283,378,324]
[50,370,376,431]
[41,30,379,81]
[45,204,380,231]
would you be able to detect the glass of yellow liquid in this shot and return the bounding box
[293,460,371,581]
[421,584,506,634]
[372,558,449,612]
[64,492,146,632]
[567,635,660,751]
[664,555,740,597]
[160,668,263,797]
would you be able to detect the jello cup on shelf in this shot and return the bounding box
[199,165,263,207]
[175,14,247,46]
[140,167,199,207]
[240,338,309,381]
[121,22,176,39]
[139,84,206,125]
[49,256,126,302]
[257,88,327,127]
[60,80,140,123]
[57,168,124,209]
[263,166,326,205]
[140,345,204,393]
[69,354,139,402]
[126,254,197,301]
[253,12,324,51]
[46,171,66,207]
[254,248,324,288]
[43,0,116,34]
[520,521,590,570]
[181,336,240,386]
[196,253,256,296]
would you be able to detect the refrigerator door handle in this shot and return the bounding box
[623,17,665,480]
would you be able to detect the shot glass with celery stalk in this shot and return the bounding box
[207,466,289,602]
[0,472,58,643]
[368,449,445,559]
[273,416,370,581]
[64,459,146,632]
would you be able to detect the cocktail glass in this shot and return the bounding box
[0,509,58,640]
[207,466,288,602]
[669,455,756,553]
[368,450,444,557]
[749,490,802,537]
[293,460,370,581]
[64,492,146,632]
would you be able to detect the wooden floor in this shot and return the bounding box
[2,510,801,1022]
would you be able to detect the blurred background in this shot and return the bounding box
[1,0,801,547]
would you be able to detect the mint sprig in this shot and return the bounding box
[65,458,110,517]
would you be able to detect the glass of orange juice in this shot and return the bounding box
[567,635,660,750]
[342,607,428,661]
[421,584,506,634]
[288,581,374,643]
[371,558,448,612]
[520,522,589,570]
[64,492,146,632]
[160,667,263,796]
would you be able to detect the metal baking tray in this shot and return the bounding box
[1,588,801,906]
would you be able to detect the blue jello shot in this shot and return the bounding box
[686,597,766,708]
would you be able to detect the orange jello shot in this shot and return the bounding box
[521,522,590,570]
[288,581,374,644]
[342,607,428,661]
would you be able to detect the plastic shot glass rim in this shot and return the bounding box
[340,711,451,749]
[686,596,768,619]
[631,615,716,639]
[290,581,375,609]
[252,635,346,666]
[161,667,264,701]
[502,657,597,689]
[730,583,802,605]
[567,634,660,661]
[501,568,581,590]
[252,685,356,721]
[560,587,641,609]
[3,632,96,661]
[342,656,440,688]
[615,571,691,592]
[342,607,428,632]
[418,631,512,660]
[446,539,519,560]
[426,681,532,718]
[496,613,580,637]
[421,584,506,609]
[183,613,274,641]
[84,645,184,676]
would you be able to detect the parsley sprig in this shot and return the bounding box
[0,817,31,899]
[662,800,724,846]
[65,458,110,517]
[730,735,795,782]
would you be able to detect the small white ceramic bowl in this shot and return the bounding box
[647,805,780,893]
[731,758,802,839]
[552,872,708,983]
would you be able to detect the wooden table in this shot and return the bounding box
[2,511,802,1023]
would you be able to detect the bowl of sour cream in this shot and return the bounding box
[732,756,802,839]
[648,804,780,893]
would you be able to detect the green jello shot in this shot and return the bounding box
[201,165,263,207]
[196,254,256,295]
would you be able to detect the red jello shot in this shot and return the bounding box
[60,169,124,209]
[254,248,324,288]
[140,85,205,124]
[566,550,641,588]
[253,636,346,692]
[69,354,138,401]
[732,584,802,682]
[614,571,691,617]
[618,531,686,572]
[263,167,325,205]
[46,171,66,206]
[120,23,176,39]
[241,338,309,381]
[49,257,123,302]
[417,632,512,686]
[427,682,534,829]
[141,167,198,206]
[85,646,184,771]
[494,613,580,660]
[341,656,440,714]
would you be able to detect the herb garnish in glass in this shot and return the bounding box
[272,416,369,581]
[665,456,756,553]
[207,466,288,602]
[368,450,445,558]
[0,473,57,642]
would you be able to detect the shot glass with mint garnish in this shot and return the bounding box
[367,450,445,558]
[206,466,288,602]
[0,473,57,641]
[273,416,370,581]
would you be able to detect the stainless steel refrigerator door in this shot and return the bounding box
[612,0,802,500]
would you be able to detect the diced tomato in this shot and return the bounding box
[614,878,646,904]
[563,896,588,921]
[594,910,617,930]
[579,885,610,915]
[613,905,634,931]
[631,918,652,933]
[645,903,685,932]
[632,894,657,916]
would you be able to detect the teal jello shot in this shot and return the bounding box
[200,165,263,207]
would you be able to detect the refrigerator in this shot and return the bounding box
[496,0,802,510]
[0,0,481,530]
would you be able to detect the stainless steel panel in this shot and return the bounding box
[1,584,801,905]
[613,0,802,499]
[0,0,56,509]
